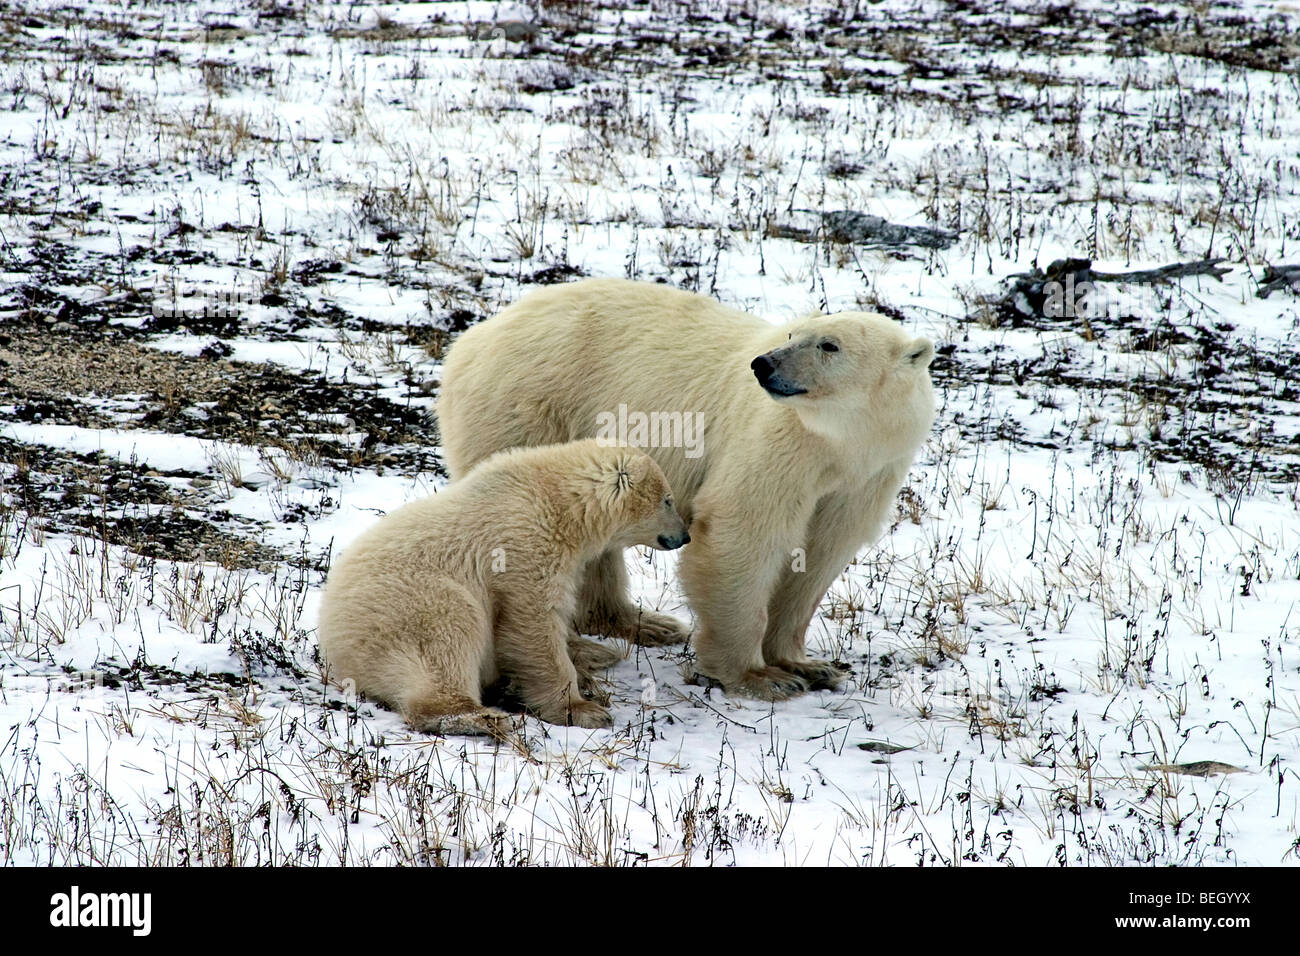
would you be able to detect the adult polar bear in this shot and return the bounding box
[437,279,935,700]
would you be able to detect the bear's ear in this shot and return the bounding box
[905,338,934,367]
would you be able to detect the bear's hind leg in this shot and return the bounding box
[577,550,689,646]
[497,609,613,729]
[387,580,510,737]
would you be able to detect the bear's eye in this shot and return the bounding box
[819,341,839,353]
[663,496,673,508]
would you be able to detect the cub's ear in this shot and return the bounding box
[906,338,934,367]
[612,464,633,496]
[604,452,646,497]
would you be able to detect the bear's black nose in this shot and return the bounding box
[681,531,691,546]
[751,354,773,382]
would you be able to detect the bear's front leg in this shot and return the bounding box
[496,607,612,729]
[762,494,876,691]
[678,494,813,701]
[766,466,912,688]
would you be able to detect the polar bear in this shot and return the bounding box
[316,439,690,735]
[436,279,934,701]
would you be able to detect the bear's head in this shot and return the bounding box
[597,449,691,551]
[750,311,935,453]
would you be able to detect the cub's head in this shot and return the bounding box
[595,449,690,551]
[750,311,935,449]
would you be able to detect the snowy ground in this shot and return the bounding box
[2,0,1299,865]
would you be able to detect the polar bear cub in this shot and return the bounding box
[436,279,934,701]
[316,439,690,735]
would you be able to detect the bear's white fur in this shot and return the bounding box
[437,279,934,700]
[316,439,689,734]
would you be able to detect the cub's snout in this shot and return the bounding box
[657,528,691,550]
[654,499,691,550]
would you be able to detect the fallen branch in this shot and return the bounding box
[1089,257,1231,283]
[1256,263,1300,298]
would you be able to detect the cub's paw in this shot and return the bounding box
[773,658,850,691]
[575,670,612,708]
[625,609,691,646]
[567,635,626,672]
[583,607,689,646]
[412,707,518,739]
[561,699,614,729]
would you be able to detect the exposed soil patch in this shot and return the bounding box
[1,435,282,569]
[1,308,443,475]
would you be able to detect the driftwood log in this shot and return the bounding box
[991,256,1231,322]
[771,210,958,250]
[1007,256,1230,287]
[1257,264,1300,299]
[820,211,958,249]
